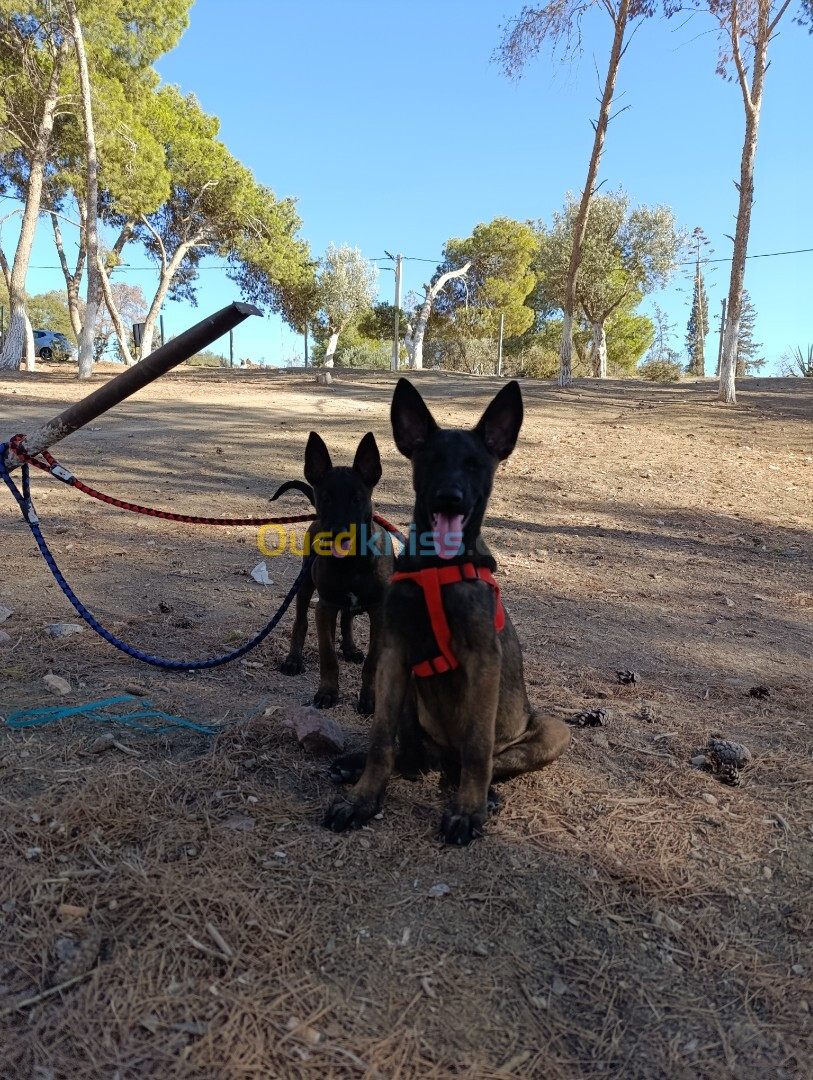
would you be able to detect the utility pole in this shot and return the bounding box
[391,253,402,372]
[497,313,504,377]
[159,312,165,349]
[303,322,308,367]
[716,297,726,377]
[229,328,234,367]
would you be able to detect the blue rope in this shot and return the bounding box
[0,443,314,671]
[4,695,219,735]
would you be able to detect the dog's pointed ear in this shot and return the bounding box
[474,380,524,461]
[304,432,332,487]
[391,378,438,459]
[353,432,382,489]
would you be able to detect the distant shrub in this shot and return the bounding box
[425,337,498,374]
[638,357,683,382]
[504,341,559,379]
[334,342,392,369]
[186,349,227,368]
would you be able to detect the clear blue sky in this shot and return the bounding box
[10,0,812,372]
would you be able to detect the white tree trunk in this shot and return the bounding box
[23,309,36,370]
[324,331,339,367]
[591,322,608,378]
[559,311,574,387]
[3,304,37,371]
[0,42,68,371]
[97,257,135,365]
[404,322,415,367]
[68,0,101,381]
[139,238,196,359]
[410,261,471,370]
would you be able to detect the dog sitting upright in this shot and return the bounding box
[279,432,393,714]
[324,379,570,844]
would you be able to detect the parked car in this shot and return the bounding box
[33,329,74,361]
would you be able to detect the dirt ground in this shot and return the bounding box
[1,365,812,1079]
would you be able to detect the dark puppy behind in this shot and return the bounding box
[280,432,393,714]
[324,379,570,844]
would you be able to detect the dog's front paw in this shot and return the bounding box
[323,793,379,832]
[341,645,365,664]
[314,687,339,708]
[327,751,367,785]
[440,808,486,846]
[280,656,304,676]
[356,690,375,715]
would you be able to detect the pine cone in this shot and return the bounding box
[572,707,612,728]
[706,737,752,786]
[616,670,640,686]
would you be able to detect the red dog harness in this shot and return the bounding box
[391,562,505,677]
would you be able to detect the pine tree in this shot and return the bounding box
[685,268,709,376]
[737,291,764,375]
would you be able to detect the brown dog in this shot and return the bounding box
[279,432,393,714]
[324,379,570,844]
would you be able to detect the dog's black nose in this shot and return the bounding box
[434,487,464,509]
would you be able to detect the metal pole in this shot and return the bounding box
[497,313,504,377]
[304,323,308,367]
[159,312,165,349]
[716,297,726,378]
[3,301,260,472]
[229,328,234,367]
[391,254,402,372]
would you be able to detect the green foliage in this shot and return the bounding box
[685,270,709,376]
[538,190,684,327]
[357,303,404,341]
[782,344,813,378]
[605,303,655,374]
[434,217,537,339]
[638,357,683,382]
[26,290,75,340]
[332,342,392,370]
[185,349,226,368]
[503,339,560,378]
[315,243,377,336]
[736,291,764,376]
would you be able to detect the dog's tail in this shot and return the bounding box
[270,480,315,506]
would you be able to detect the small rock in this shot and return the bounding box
[427,883,451,898]
[551,976,569,996]
[219,815,256,832]
[700,792,717,806]
[652,910,683,935]
[0,605,13,623]
[762,866,773,880]
[0,630,10,644]
[43,673,71,696]
[791,964,805,976]
[315,371,333,387]
[690,754,706,768]
[291,706,345,755]
[45,623,85,639]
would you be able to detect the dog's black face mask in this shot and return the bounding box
[304,431,382,557]
[390,379,523,559]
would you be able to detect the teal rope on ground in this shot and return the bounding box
[4,695,219,735]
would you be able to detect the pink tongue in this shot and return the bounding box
[332,538,352,559]
[432,513,464,560]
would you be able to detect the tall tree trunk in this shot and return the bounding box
[0,41,68,371]
[410,261,471,370]
[324,330,339,367]
[139,237,196,358]
[50,207,86,340]
[68,1,101,381]
[559,0,629,388]
[97,257,135,365]
[718,0,787,403]
[591,322,608,378]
